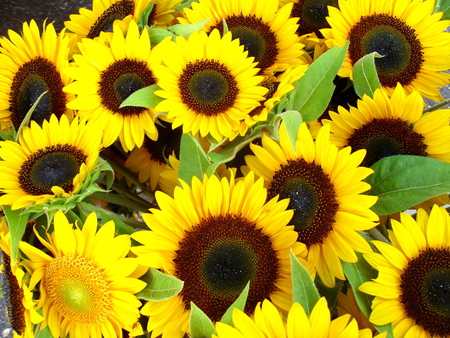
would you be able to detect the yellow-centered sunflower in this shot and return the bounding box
[19,211,146,338]
[0,114,101,210]
[0,20,74,131]
[64,20,165,151]
[131,172,306,338]
[359,205,450,337]
[65,0,179,41]
[179,0,305,77]
[321,0,450,101]
[154,29,268,142]
[323,84,450,167]
[0,219,43,338]
[213,297,377,338]
[245,122,379,287]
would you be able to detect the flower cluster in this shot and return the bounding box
[0,0,449,337]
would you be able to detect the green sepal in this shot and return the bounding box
[136,268,184,301]
[189,302,216,338]
[291,250,320,315]
[220,281,250,326]
[352,52,382,99]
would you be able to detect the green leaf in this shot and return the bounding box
[136,268,184,301]
[285,42,349,123]
[189,302,216,338]
[119,84,164,109]
[222,18,229,35]
[167,18,210,39]
[435,0,450,19]
[137,1,154,27]
[35,324,53,338]
[2,206,30,264]
[352,52,382,99]
[291,250,320,315]
[178,133,211,184]
[366,155,450,215]
[277,110,302,149]
[314,278,344,310]
[342,252,394,338]
[148,27,175,46]
[16,91,48,142]
[173,0,198,14]
[220,282,250,325]
[95,157,115,190]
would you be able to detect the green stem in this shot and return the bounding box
[368,227,390,244]
[111,182,154,209]
[78,202,145,229]
[423,98,450,113]
[90,191,150,213]
[100,152,155,200]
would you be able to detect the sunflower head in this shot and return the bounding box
[321,0,450,101]
[0,114,102,210]
[0,20,75,132]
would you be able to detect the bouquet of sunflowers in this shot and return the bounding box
[1,0,450,337]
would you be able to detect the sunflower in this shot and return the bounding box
[125,120,182,190]
[321,0,450,101]
[179,0,304,77]
[64,20,165,151]
[19,211,146,338]
[65,0,179,41]
[245,122,379,288]
[153,29,268,142]
[131,172,306,338]
[323,84,450,168]
[0,20,74,131]
[0,114,101,210]
[359,205,450,337]
[0,219,43,337]
[213,298,376,338]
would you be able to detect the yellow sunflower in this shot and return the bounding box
[0,20,74,131]
[359,205,450,338]
[323,84,450,167]
[154,29,268,142]
[0,219,43,337]
[213,298,378,338]
[125,120,182,190]
[179,0,305,77]
[65,0,179,41]
[321,0,450,101]
[0,114,101,210]
[131,172,306,338]
[64,20,166,151]
[19,211,146,338]
[245,122,379,287]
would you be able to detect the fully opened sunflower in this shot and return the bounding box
[19,211,146,338]
[179,0,305,77]
[0,114,101,210]
[64,20,164,151]
[0,20,74,131]
[154,29,268,142]
[0,219,44,337]
[65,0,178,41]
[131,172,306,338]
[213,298,377,338]
[245,122,379,287]
[321,0,450,101]
[360,205,450,338]
[324,84,450,168]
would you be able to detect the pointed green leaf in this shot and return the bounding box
[220,282,250,325]
[342,251,394,338]
[148,27,175,46]
[352,52,382,98]
[2,206,30,264]
[167,18,210,38]
[173,0,198,14]
[291,250,320,315]
[366,155,450,215]
[179,133,210,184]
[435,0,450,19]
[314,278,344,310]
[189,302,216,338]
[137,1,154,27]
[94,157,115,190]
[136,268,184,301]
[277,110,302,149]
[16,91,48,141]
[35,324,53,338]
[119,84,163,109]
[285,42,349,123]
